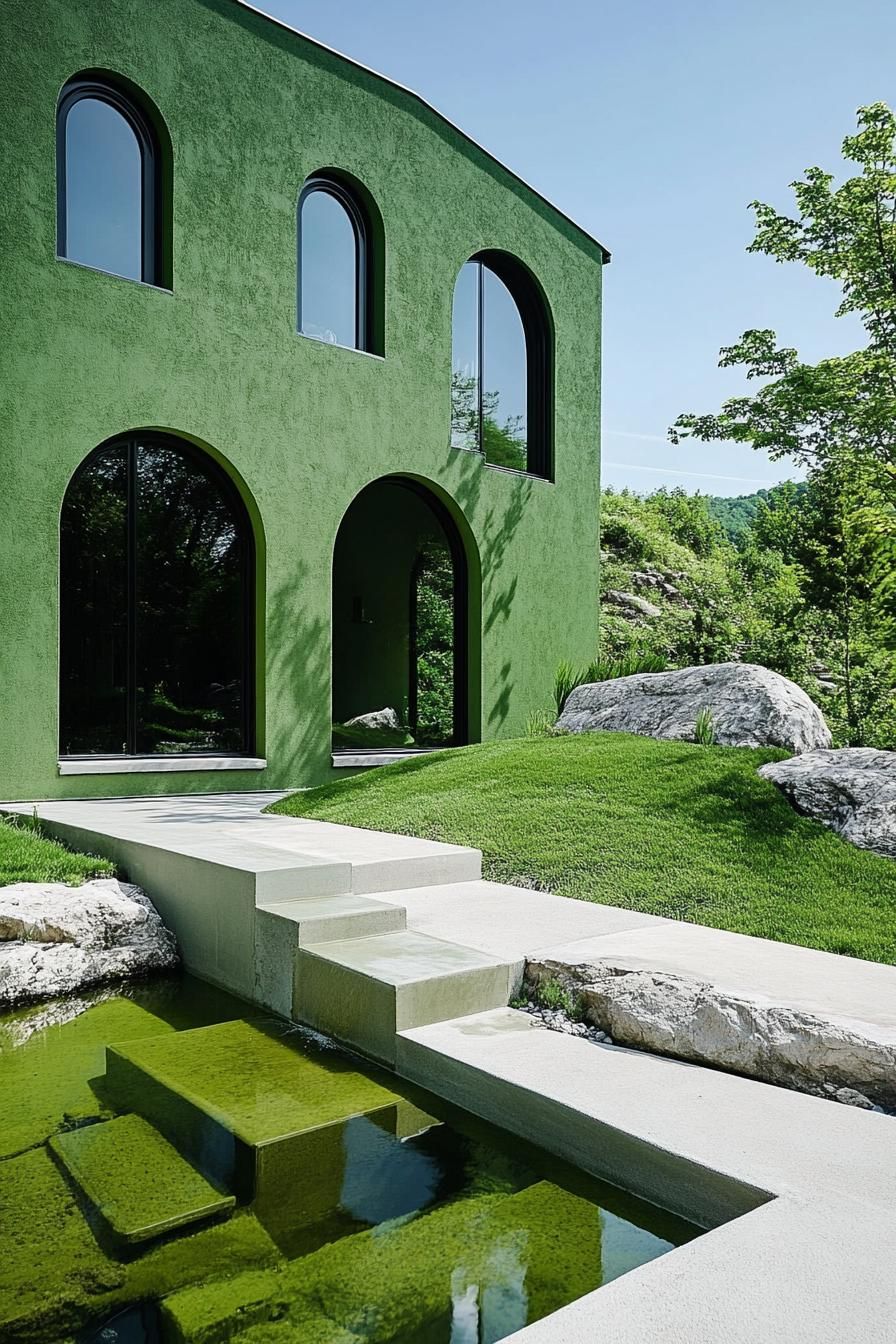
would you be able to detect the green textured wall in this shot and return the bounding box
[0,0,604,800]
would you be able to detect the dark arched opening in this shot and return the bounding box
[298,170,384,354]
[59,433,255,758]
[332,478,470,755]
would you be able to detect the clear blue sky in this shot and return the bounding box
[255,0,896,497]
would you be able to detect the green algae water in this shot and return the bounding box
[0,975,699,1343]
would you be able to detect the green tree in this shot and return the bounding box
[670,103,896,745]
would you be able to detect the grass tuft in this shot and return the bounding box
[0,816,115,887]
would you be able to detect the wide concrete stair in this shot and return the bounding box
[4,795,523,1064]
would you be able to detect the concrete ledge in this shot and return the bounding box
[397,1008,896,1223]
[57,756,267,775]
[508,1192,896,1343]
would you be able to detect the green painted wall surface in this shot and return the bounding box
[0,0,604,800]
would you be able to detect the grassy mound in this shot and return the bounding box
[269,734,896,964]
[0,816,115,886]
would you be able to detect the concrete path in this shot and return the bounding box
[4,791,896,1341]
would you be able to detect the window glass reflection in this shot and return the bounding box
[134,443,247,754]
[60,447,128,754]
[450,261,480,452]
[482,267,528,471]
[450,260,529,471]
[60,439,250,756]
[300,189,358,347]
[64,96,143,281]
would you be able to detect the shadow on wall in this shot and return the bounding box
[449,448,533,732]
[265,559,331,785]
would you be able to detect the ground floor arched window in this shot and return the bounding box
[59,433,254,757]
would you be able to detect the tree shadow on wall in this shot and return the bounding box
[448,448,533,733]
[265,559,331,786]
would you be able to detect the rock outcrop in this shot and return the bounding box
[557,661,832,753]
[603,590,662,619]
[527,958,896,1110]
[344,707,401,733]
[0,878,177,1006]
[759,748,896,859]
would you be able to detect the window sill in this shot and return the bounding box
[58,756,267,776]
[55,255,173,294]
[295,330,385,361]
[449,445,553,483]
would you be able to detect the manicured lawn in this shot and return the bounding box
[0,817,115,886]
[269,733,896,964]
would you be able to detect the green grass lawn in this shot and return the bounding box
[269,733,896,965]
[0,817,115,887]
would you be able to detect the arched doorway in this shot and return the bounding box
[332,478,470,755]
[59,432,254,758]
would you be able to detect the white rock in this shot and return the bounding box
[603,590,662,619]
[0,878,177,1006]
[343,707,401,732]
[557,662,831,753]
[759,748,896,858]
[527,958,896,1110]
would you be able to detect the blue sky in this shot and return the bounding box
[255,0,896,497]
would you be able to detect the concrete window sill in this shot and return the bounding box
[58,756,267,776]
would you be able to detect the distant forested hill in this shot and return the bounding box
[708,482,808,543]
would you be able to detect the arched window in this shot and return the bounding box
[451,252,552,478]
[60,434,254,758]
[57,76,167,286]
[298,175,372,351]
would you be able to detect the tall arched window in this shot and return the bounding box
[57,76,167,286]
[451,252,552,478]
[298,175,372,351]
[60,434,254,758]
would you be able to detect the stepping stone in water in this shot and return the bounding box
[50,1113,235,1247]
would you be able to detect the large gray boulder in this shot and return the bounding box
[557,662,831,753]
[759,748,896,858]
[527,957,896,1110]
[344,707,401,732]
[0,878,177,1006]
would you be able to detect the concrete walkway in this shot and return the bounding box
[5,791,896,1341]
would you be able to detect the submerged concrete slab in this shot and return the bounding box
[49,1114,234,1246]
[105,1018,400,1201]
[297,930,520,1065]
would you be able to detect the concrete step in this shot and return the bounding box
[103,1018,403,1205]
[296,930,522,1065]
[253,894,407,1017]
[224,817,482,895]
[49,1113,234,1247]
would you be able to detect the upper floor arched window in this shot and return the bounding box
[57,75,169,287]
[298,174,378,352]
[451,252,552,478]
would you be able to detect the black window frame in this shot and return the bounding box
[59,432,256,760]
[298,175,372,353]
[56,77,164,288]
[452,251,554,481]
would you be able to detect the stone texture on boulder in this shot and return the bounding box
[557,661,832,753]
[759,748,896,859]
[527,957,896,1110]
[344,707,401,732]
[603,589,662,619]
[0,878,178,1006]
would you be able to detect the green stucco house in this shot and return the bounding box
[0,0,607,801]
